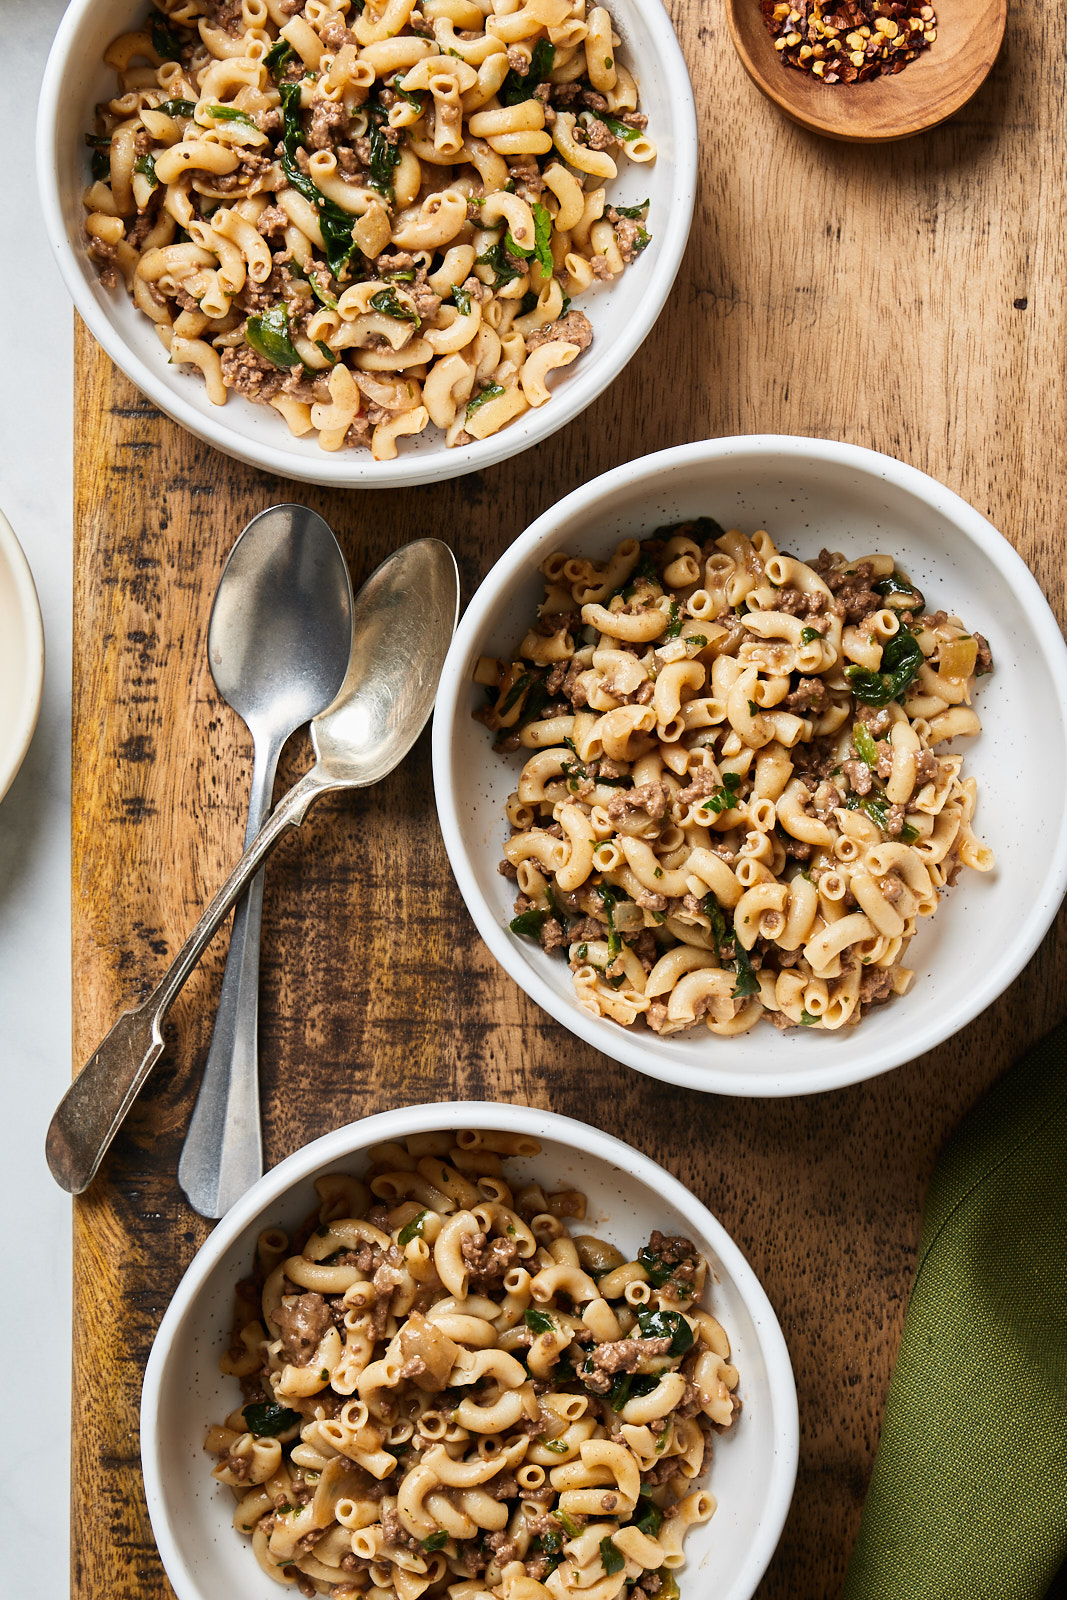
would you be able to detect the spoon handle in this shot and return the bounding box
[177,733,283,1218]
[45,768,325,1195]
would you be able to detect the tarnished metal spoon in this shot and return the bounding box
[178,506,353,1220]
[46,538,459,1197]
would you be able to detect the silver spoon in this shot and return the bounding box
[177,505,353,1220]
[46,537,459,1197]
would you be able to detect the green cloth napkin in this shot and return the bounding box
[842,1023,1067,1600]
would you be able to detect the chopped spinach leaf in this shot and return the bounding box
[499,37,556,105]
[397,1209,429,1246]
[524,1308,555,1335]
[150,16,184,60]
[531,201,553,276]
[207,104,257,127]
[368,121,401,197]
[370,285,421,327]
[421,1531,448,1552]
[874,572,924,610]
[475,239,523,288]
[264,39,295,75]
[592,111,641,142]
[155,97,196,117]
[557,1511,583,1540]
[451,283,472,316]
[799,1010,818,1026]
[844,792,919,845]
[633,1497,664,1538]
[852,722,880,769]
[131,153,157,190]
[90,147,111,180]
[800,625,822,644]
[636,1307,695,1356]
[243,1402,301,1437]
[245,303,302,368]
[663,599,683,637]
[636,1246,674,1288]
[595,884,622,958]
[510,907,548,939]
[466,380,505,417]
[732,941,760,999]
[600,1536,625,1577]
[540,1436,569,1453]
[613,199,650,219]
[845,629,924,706]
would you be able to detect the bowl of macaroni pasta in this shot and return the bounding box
[141,1102,798,1600]
[38,0,696,486]
[431,435,1067,1096]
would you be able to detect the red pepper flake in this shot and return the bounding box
[760,0,937,84]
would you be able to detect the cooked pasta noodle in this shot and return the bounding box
[83,2,655,454]
[206,1131,738,1597]
[476,519,995,1036]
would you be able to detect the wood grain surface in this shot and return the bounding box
[70,2,1066,1597]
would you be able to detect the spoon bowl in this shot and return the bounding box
[179,506,353,1220]
[725,0,1006,142]
[46,538,460,1197]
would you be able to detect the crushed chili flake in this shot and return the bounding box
[760,0,937,84]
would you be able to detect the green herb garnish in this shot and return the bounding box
[700,771,742,816]
[245,303,302,369]
[845,629,924,707]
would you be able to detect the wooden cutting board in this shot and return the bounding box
[70,2,1066,1596]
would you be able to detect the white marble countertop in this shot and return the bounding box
[2,2,77,1591]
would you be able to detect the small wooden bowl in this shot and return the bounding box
[725,0,1007,142]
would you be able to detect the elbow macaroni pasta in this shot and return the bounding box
[207,1130,738,1598]
[476,518,995,1037]
[84,1,655,455]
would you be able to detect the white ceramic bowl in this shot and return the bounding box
[37,1,696,488]
[431,436,1067,1096]
[141,1102,797,1600]
[0,509,45,804]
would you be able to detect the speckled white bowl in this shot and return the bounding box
[141,1102,797,1600]
[37,0,696,487]
[431,436,1067,1095]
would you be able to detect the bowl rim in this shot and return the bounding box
[0,507,45,805]
[431,433,1067,1096]
[140,1100,799,1600]
[35,0,698,489]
